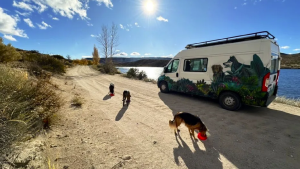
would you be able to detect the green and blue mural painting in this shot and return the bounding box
[158,54,271,106]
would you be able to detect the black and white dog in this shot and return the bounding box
[109,83,114,95]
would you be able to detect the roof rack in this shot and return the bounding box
[185,31,275,49]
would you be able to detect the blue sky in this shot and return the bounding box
[0,0,299,59]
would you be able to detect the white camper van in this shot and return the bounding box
[157,31,281,111]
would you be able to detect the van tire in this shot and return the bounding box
[159,81,169,93]
[219,92,241,111]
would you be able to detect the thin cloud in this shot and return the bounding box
[4,35,17,41]
[130,52,140,56]
[93,0,113,8]
[13,1,34,11]
[114,52,128,57]
[145,53,151,56]
[87,22,93,26]
[91,34,99,38]
[234,7,237,9]
[135,22,140,27]
[126,29,130,31]
[120,24,124,29]
[161,54,173,58]
[157,16,168,22]
[37,21,51,30]
[293,49,300,51]
[280,46,290,49]
[52,17,59,20]
[15,10,31,16]
[24,18,35,28]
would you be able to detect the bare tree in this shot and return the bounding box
[92,45,100,65]
[109,22,119,59]
[66,55,71,60]
[97,25,109,63]
[97,22,119,63]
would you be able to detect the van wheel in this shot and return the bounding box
[160,81,169,93]
[219,92,241,111]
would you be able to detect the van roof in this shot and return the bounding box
[185,31,275,49]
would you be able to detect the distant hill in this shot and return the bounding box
[115,59,171,67]
[280,53,300,69]
[84,57,171,64]
[86,53,300,69]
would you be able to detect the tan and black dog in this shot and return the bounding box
[169,112,207,139]
[122,90,131,106]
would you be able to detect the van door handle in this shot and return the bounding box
[176,73,178,77]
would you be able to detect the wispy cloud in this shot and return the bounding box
[114,52,128,57]
[293,49,300,51]
[15,10,31,16]
[93,0,113,8]
[37,21,51,30]
[4,35,17,41]
[157,16,168,22]
[161,54,173,58]
[0,7,28,38]
[52,17,59,20]
[87,22,93,26]
[234,7,237,9]
[145,53,151,56]
[130,52,140,56]
[280,46,290,49]
[24,18,35,28]
[126,29,129,31]
[120,24,124,29]
[135,22,140,27]
[91,34,99,38]
[13,0,33,11]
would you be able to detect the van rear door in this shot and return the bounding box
[264,42,280,106]
[268,52,280,96]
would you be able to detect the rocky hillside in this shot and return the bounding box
[115,59,171,67]
[280,53,300,69]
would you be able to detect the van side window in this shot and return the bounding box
[166,59,179,73]
[184,58,208,72]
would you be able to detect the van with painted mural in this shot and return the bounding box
[157,31,281,111]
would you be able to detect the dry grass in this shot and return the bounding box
[274,96,300,108]
[0,65,62,155]
[71,96,83,108]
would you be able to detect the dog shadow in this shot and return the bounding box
[115,106,129,121]
[103,94,111,100]
[173,135,222,169]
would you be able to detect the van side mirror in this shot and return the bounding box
[163,66,167,73]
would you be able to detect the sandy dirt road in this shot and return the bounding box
[46,66,300,169]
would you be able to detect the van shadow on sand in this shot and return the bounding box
[159,92,300,169]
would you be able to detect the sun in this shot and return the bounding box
[143,0,157,15]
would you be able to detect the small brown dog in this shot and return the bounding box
[169,112,207,139]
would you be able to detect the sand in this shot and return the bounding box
[45,66,300,169]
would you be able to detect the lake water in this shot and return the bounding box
[117,67,300,99]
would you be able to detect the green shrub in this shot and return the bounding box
[138,70,147,80]
[24,53,65,74]
[98,60,118,75]
[52,54,65,60]
[0,38,21,63]
[126,68,139,78]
